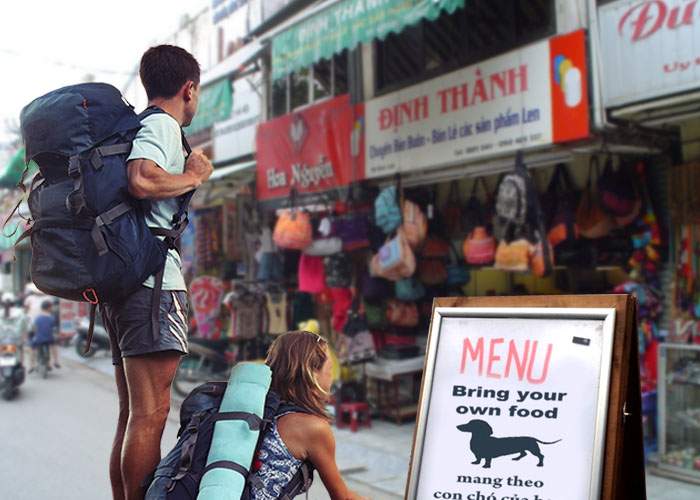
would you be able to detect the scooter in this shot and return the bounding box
[172,337,236,397]
[0,336,25,400]
[75,314,111,358]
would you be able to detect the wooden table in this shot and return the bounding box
[365,357,424,424]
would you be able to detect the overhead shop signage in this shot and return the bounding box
[599,0,700,108]
[256,94,364,201]
[271,0,465,81]
[365,30,590,179]
[184,78,233,136]
[213,74,262,162]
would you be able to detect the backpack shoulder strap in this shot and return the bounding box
[137,105,196,344]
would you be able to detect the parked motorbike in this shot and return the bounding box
[75,315,111,358]
[172,337,235,397]
[0,336,25,400]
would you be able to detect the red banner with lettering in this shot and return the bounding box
[256,94,365,201]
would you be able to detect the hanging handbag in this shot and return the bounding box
[369,229,416,281]
[337,327,377,364]
[364,302,388,329]
[577,157,614,239]
[598,155,641,218]
[446,243,470,286]
[360,273,393,304]
[463,178,489,235]
[402,198,428,250]
[421,235,451,258]
[494,239,531,272]
[395,277,426,301]
[374,185,402,234]
[273,208,313,250]
[334,213,370,251]
[529,231,554,278]
[385,299,419,328]
[418,259,448,286]
[324,254,352,288]
[463,226,496,265]
[303,237,342,256]
[442,180,463,237]
[298,254,326,294]
[544,164,580,247]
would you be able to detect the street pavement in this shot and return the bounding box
[0,348,395,500]
[4,346,695,500]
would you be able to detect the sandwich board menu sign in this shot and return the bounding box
[406,295,644,500]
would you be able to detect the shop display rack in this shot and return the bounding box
[656,344,700,483]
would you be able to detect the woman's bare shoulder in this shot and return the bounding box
[280,412,331,434]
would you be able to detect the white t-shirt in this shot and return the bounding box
[127,113,188,291]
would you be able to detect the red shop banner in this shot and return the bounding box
[256,94,365,201]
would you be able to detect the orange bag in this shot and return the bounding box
[386,299,419,328]
[273,209,312,250]
[402,199,428,250]
[529,233,554,277]
[494,239,531,272]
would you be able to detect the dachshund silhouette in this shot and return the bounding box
[457,419,561,469]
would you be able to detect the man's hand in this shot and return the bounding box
[185,149,213,185]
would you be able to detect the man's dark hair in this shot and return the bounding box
[41,300,53,311]
[139,45,201,100]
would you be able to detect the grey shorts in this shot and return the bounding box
[102,286,189,366]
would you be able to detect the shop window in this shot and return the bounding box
[333,51,349,96]
[376,0,555,93]
[271,49,350,115]
[270,77,288,118]
[290,67,310,110]
[312,59,332,101]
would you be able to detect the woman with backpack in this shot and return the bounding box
[252,331,369,500]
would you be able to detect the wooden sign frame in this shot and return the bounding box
[405,295,645,500]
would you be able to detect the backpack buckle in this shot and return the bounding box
[68,156,81,178]
[90,149,103,170]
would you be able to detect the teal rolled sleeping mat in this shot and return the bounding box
[196,362,272,500]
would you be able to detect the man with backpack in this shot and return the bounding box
[102,45,213,500]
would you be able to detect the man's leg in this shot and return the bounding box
[121,351,180,500]
[50,342,60,368]
[111,364,129,500]
[28,346,36,372]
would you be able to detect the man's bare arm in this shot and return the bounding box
[127,159,200,200]
[127,150,213,200]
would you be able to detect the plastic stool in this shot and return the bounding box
[336,402,372,432]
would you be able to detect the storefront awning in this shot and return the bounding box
[0,148,37,188]
[184,78,233,136]
[209,159,256,182]
[201,39,266,87]
[271,0,465,81]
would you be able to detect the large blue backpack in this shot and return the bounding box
[18,83,193,346]
[145,382,315,500]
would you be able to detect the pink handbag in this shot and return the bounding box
[463,226,496,265]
